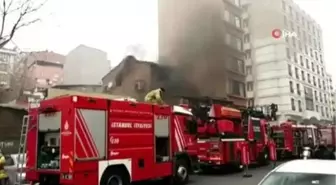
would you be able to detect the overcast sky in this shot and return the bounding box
[11,0,336,85]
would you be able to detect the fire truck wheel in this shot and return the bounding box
[174,159,189,185]
[100,167,130,185]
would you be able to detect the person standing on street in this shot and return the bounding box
[0,150,8,185]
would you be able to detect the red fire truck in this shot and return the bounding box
[271,122,322,159]
[240,106,277,165]
[24,94,198,185]
[179,97,274,172]
[317,124,335,151]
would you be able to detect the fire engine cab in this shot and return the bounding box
[25,93,197,185]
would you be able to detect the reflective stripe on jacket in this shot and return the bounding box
[0,155,8,179]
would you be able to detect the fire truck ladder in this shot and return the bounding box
[16,115,30,185]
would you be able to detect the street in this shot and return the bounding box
[138,161,284,185]
[190,163,278,185]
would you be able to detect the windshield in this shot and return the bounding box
[260,172,336,185]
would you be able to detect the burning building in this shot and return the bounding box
[101,56,199,104]
[158,0,247,106]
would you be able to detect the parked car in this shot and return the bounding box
[258,159,336,185]
[4,153,27,185]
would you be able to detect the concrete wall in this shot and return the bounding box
[64,45,110,85]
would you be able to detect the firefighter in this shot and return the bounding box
[144,87,166,105]
[0,149,8,185]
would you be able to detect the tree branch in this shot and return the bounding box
[0,0,47,48]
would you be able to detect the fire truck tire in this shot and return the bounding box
[173,159,189,185]
[100,166,130,185]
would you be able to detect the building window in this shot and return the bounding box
[291,98,296,111]
[305,98,314,111]
[311,62,315,72]
[295,67,299,79]
[234,16,241,28]
[305,59,309,69]
[0,73,8,84]
[299,55,303,65]
[244,34,250,43]
[324,94,327,103]
[248,98,254,107]
[301,70,305,81]
[288,64,292,76]
[225,33,242,51]
[230,79,245,97]
[246,66,252,75]
[292,37,296,47]
[317,79,321,88]
[0,63,7,71]
[289,81,294,93]
[321,106,324,116]
[297,83,301,95]
[316,105,319,112]
[298,100,302,112]
[282,1,286,10]
[247,82,253,91]
[314,90,318,101]
[313,76,316,86]
[307,73,311,83]
[243,19,248,28]
[245,50,251,59]
[294,52,297,63]
[286,48,290,59]
[229,57,244,74]
[284,16,287,26]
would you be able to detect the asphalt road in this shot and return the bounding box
[190,162,283,185]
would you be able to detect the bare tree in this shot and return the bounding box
[0,52,34,103]
[0,0,47,48]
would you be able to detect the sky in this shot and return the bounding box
[10,0,336,85]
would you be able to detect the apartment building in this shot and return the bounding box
[63,45,110,85]
[26,51,65,90]
[0,48,19,88]
[158,0,247,106]
[242,0,332,123]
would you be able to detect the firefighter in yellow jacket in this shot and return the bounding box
[144,87,166,105]
[0,149,9,185]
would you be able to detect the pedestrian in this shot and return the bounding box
[0,150,9,185]
[144,87,166,105]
